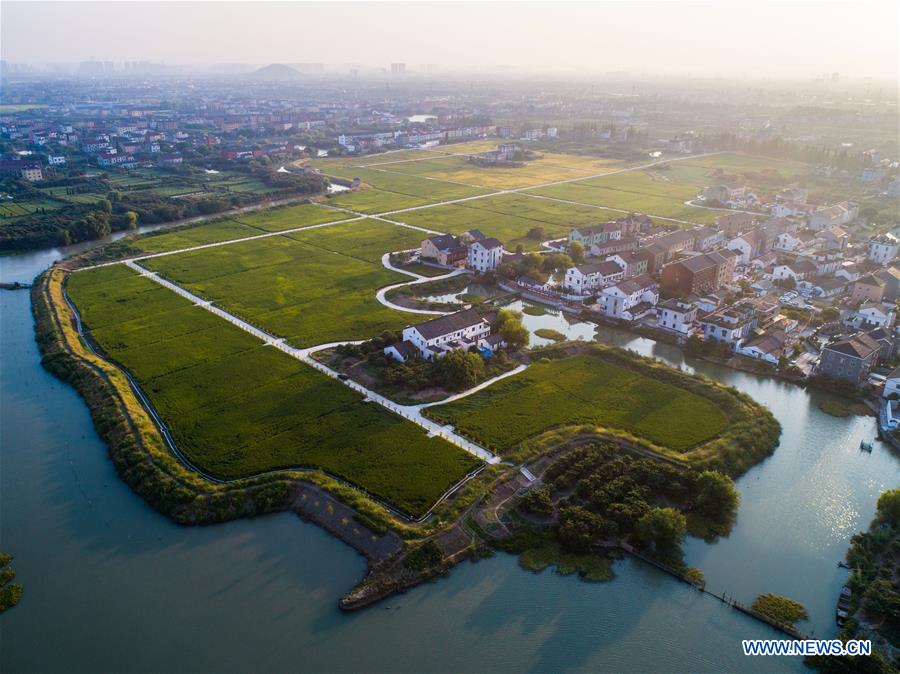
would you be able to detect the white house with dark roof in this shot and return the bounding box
[736,329,786,364]
[772,258,818,282]
[594,274,658,321]
[467,238,504,273]
[397,308,492,360]
[563,260,625,293]
[656,298,697,334]
[383,340,419,363]
[854,302,895,329]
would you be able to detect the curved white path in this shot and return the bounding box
[683,198,762,217]
[376,253,469,316]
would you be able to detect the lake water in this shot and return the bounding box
[1,246,897,673]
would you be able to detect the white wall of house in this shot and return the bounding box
[657,305,696,333]
[883,378,900,399]
[402,322,490,358]
[467,242,503,273]
[868,239,899,265]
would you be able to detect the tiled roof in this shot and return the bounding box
[410,308,487,340]
[824,333,881,359]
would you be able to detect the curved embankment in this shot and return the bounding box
[423,343,782,478]
[31,268,428,546]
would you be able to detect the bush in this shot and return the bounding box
[751,593,808,628]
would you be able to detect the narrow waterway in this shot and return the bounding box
[1,246,896,672]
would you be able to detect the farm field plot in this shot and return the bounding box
[286,218,424,263]
[425,352,728,454]
[464,193,621,227]
[235,202,355,232]
[581,170,702,200]
[677,152,810,177]
[327,188,434,214]
[344,168,491,201]
[397,195,623,250]
[527,181,721,224]
[66,265,479,515]
[376,155,608,190]
[0,199,64,220]
[142,221,418,346]
[130,219,261,254]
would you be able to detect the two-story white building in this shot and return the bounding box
[594,274,658,322]
[563,260,625,294]
[699,309,754,348]
[868,235,899,265]
[467,238,504,273]
[656,298,697,334]
[394,308,492,360]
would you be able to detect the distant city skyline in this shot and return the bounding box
[2,1,898,81]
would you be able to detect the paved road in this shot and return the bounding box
[125,259,501,465]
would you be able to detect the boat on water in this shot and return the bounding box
[860,440,873,452]
[836,585,852,626]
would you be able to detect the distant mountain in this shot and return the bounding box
[249,64,303,80]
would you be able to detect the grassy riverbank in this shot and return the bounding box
[34,268,488,541]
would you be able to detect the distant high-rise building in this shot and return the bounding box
[832,71,840,82]
[390,62,406,74]
[79,61,104,75]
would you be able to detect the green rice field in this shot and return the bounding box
[424,352,729,454]
[66,264,479,516]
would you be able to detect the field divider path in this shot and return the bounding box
[75,214,368,271]
[76,151,722,272]
[123,259,501,465]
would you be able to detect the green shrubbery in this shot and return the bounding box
[540,443,739,563]
[751,593,809,628]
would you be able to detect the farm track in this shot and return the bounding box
[64,150,725,516]
[123,259,502,465]
[76,151,721,273]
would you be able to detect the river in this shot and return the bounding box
[1,244,897,673]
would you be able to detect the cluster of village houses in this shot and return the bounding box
[386,184,900,406]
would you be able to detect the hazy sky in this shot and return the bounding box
[2,1,898,80]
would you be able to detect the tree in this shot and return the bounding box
[634,507,686,559]
[876,488,900,526]
[433,350,485,390]
[558,506,617,552]
[567,240,585,264]
[694,471,739,522]
[522,253,544,278]
[541,252,573,273]
[520,487,553,517]
[496,310,529,351]
[820,307,840,323]
[123,210,139,230]
[527,226,546,241]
